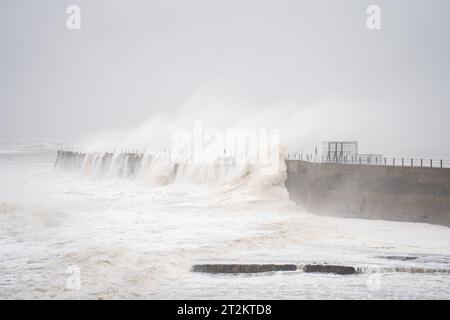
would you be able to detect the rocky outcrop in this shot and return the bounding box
[192,264,297,274]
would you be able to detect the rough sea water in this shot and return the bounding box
[0,141,449,299]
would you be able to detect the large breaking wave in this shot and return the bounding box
[55,149,289,201]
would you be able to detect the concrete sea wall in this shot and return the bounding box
[286,160,450,226]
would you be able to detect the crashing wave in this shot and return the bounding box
[54,148,289,199]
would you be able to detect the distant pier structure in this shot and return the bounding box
[55,149,145,177]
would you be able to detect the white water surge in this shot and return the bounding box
[1,141,450,299]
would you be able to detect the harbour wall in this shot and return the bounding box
[286,160,450,226]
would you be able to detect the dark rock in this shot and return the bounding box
[302,264,359,275]
[376,256,418,261]
[192,264,297,274]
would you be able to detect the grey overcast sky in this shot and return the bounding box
[0,0,449,157]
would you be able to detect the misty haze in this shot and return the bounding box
[0,0,449,301]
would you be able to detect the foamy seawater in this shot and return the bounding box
[0,142,449,299]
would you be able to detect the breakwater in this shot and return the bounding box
[286,160,450,226]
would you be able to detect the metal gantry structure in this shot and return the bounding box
[323,141,359,163]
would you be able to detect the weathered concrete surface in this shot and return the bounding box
[192,264,298,274]
[286,160,450,226]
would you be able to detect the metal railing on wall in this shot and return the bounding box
[286,154,450,169]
